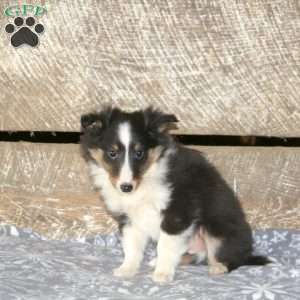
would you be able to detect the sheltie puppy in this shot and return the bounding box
[80,106,269,283]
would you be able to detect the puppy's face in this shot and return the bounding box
[80,107,177,194]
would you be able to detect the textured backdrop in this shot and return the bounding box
[1,1,300,238]
[1,142,300,239]
[0,0,300,135]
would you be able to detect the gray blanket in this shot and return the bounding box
[0,226,299,300]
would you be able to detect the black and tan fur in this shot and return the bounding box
[80,106,270,283]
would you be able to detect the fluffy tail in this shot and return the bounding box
[228,255,271,271]
[244,255,271,266]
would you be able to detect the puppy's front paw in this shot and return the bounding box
[208,262,228,275]
[113,264,137,278]
[152,271,174,283]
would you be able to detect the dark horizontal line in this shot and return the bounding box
[0,131,80,144]
[1,131,300,147]
[175,135,300,147]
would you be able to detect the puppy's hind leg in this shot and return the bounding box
[203,230,228,275]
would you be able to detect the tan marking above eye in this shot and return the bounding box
[111,144,119,151]
[133,143,142,151]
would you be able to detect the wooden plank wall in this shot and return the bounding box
[0,0,299,238]
[0,0,300,135]
[1,142,299,239]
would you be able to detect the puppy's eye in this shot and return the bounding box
[134,150,144,160]
[107,150,118,160]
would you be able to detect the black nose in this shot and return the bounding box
[120,183,133,193]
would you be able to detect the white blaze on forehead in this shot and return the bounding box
[118,122,133,184]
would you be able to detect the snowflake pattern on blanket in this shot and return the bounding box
[0,226,299,300]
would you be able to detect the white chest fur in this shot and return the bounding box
[88,156,172,241]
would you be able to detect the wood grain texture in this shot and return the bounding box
[0,0,300,135]
[0,142,300,240]
[0,142,117,238]
[0,191,116,239]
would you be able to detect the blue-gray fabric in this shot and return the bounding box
[0,226,299,300]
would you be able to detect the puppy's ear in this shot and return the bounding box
[81,113,103,131]
[80,106,113,134]
[144,107,178,133]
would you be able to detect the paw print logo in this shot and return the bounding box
[5,17,44,47]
